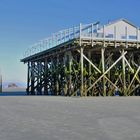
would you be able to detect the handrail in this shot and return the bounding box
[23,22,140,58]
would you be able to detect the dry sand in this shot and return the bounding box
[0,96,140,140]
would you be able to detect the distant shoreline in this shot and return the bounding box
[2,87,26,92]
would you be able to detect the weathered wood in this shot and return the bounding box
[127,67,140,95]
[87,51,127,92]
[101,48,106,96]
[122,49,126,95]
[27,62,30,95]
[80,47,84,96]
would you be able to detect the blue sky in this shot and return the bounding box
[0,0,140,83]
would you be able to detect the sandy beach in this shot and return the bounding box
[0,96,140,140]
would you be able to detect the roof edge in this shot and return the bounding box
[105,18,139,29]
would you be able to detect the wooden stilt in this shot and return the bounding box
[88,51,91,96]
[122,49,126,95]
[101,48,106,96]
[31,62,35,95]
[80,47,84,96]
[27,62,30,95]
[44,58,48,95]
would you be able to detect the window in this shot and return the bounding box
[105,34,113,38]
[129,35,137,39]
[121,35,126,39]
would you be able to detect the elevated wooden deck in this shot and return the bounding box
[21,21,140,96]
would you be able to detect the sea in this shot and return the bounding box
[0,92,27,96]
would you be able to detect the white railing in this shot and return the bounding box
[23,22,100,58]
[23,22,139,58]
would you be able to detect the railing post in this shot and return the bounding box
[64,30,66,42]
[68,28,70,40]
[73,26,75,39]
[60,31,62,44]
[137,27,139,48]
[103,25,105,39]
[50,34,56,48]
[91,23,93,46]
[80,23,82,46]
[125,27,128,48]
[46,39,48,49]
[114,26,117,48]
[114,26,116,40]
[48,38,50,49]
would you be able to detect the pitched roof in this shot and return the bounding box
[105,18,139,29]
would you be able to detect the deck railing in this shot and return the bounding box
[23,22,139,58]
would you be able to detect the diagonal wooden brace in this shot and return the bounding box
[87,51,127,92]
